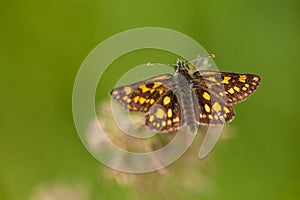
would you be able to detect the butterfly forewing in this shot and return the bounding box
[193,70,261,105]
[110,74,174,112]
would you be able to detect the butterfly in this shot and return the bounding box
[110,56,261,133]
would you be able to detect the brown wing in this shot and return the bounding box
[195,89,235,125]
[110,74,174,113]
[145,90,182,132]
[192,70,261,125]
[193,70,261,105]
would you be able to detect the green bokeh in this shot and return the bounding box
[0,0,299,199]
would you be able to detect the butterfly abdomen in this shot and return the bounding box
[175,71,198,133]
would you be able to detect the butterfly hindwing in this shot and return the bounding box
[145,90,182,132]
[195,89,235,125]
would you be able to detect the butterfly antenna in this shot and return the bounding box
[147,61,176,67]
[208,53,216,58]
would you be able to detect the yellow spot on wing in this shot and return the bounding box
[139,85,150,93]
[239,75,247,83]
[124,86,132,94]
[122,96,128,100]
[150,99,155,104]
[204,104,211,112]
[214,114,219,120]
[153,82,161,88]
[245,83,249,88]
[149,115,154,122]
[112,90,119,95]
[234,86,240,92]
[253,76,259,81]
[242,87,247,91]
[228,88,235,94]
[134,96,139,103]
[174,117,179,122]
[207,77,217,82]
[156,108,165,119]
[167,120,172,125]
[167,109,172,118]
[212,102,221,112]
[163,96,171,105]
[162,121,166,127]
[139,97,146,104]
[224,107,230,113]
[202,92,210,100]
[222,76,231,84]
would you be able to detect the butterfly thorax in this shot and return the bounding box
[173,60,199,133]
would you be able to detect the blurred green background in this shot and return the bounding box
[1,0,299,199]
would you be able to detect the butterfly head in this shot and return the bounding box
[147,59,195,72]
[175,59,195,72]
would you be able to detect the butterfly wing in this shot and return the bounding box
[111,74,183,132]
[145,90,182,132]
[110,74,175,113]
[195,89,235,125]
[193,70,261,105]
[192,70,261,125]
